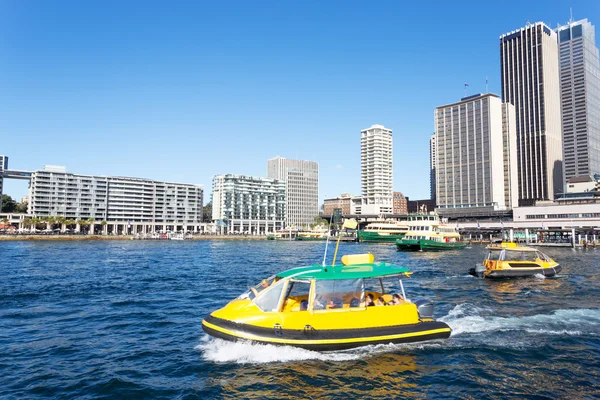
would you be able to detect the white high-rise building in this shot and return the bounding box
[358,124,393,215]
[557,18,600,184]
[267,156,318,228]
[212,174,286,234]
[435,94,518,216]
[430,134,437,205]
[500,22,564,205]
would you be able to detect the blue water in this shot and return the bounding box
[1,240,599,399]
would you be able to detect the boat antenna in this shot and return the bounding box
[322,216,333,268]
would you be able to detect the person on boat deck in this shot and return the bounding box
[391,294,403,305]
[365,294,375,307]
[376,297,387,306]
[299,300,308,311]
[327,298,343,309]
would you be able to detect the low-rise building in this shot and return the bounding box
[28,165,204,233]
[212,174,286,234]
[323,193,353,216]
[393,192,408,215]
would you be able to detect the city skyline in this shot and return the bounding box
[2,1,600,204]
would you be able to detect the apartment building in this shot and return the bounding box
[358,124,393,215]
[28,165,204,232]
[212,174,286,234]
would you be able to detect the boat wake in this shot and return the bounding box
[196,336,425,364]
[441,303,600,337]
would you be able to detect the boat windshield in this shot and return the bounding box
[487,250,503,260]
[238,275,278,300]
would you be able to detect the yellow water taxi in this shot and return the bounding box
[469,242,561,278]
[202,253,451,351]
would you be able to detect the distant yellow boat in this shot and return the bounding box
[469,242,561,278]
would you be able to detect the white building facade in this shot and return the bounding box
[28,165,204,233]
[267,156,318,228]
[435,94,518,217]
[358,124,393,215]
[500,22,564,205]
[430,133,437,205]
[212,174,286,234]
[557,18,600,185]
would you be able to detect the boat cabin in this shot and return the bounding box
[238,254,412,313]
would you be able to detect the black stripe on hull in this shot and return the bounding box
[488,264,561,278]
[202,322,450,351]
[202,315,451,351]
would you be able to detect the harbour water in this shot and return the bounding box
[1,241,599,398]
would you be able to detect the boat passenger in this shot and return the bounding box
[391,294,404,305]
[376,297,387,306]
[299,300,308,311]
[365,294,375,307]
[327,298,343,309]
[349,298,360,308]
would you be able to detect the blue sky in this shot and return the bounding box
[1,0,599,204]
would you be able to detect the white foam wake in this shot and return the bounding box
[196,336,424,364]
[441,304,600,337]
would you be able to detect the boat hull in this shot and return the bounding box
[202,315,451,351]
[396,238,467,251]
[295,236,327,241]
[469,264,562,278]
[358,231,405,243]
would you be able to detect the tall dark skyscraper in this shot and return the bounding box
[500,22,563,206]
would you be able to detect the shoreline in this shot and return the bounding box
[0,235,269,241]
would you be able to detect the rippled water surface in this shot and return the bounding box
[1,240,599,399]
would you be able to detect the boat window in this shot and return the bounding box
[505,250,538,262]
[314,279,362,310]
[486,250,502,261]
[283,280,311,312]
[253,280,286,312]
[364,277,402,303]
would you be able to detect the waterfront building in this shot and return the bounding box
[358,124,393,215]
[267,156,318,228]
[393,191,408,215]
[28,165,204,233]
[434,93,517,217]
[430,134,437,206]
[556,18,600,184]
[211,174,286,234]
[500,22,564,205]
[323,193,353,216]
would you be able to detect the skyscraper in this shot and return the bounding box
[500,22,563,206]
[430,134,437,205]
[434,94,517,216]
[267,156,319,228]
[557,18,600,183]
[358,124,393,215]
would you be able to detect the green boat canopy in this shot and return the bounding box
[276,262,411,281]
